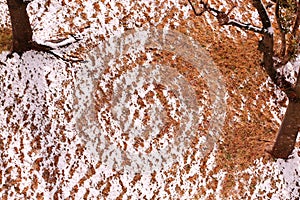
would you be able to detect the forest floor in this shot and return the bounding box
[0,28,11,52]
[0,0,300,199]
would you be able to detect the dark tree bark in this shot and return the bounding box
[7,0,34,54]
[6,0,82,61]
[268,0,300,159]
[244,0,299,159]
[270,68,300,158]
[271,100,300,158]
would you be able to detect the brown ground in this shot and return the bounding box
[0,28,11,52]
[1,0,298,198]
[148,3,282,197]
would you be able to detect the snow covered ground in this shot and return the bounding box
[0,0,299,199]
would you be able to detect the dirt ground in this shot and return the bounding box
[1,0,299,198]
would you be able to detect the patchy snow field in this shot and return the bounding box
[0,0,299,199]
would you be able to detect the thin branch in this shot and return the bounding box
[278,0,300,67]
[188,0,223,16]
[275,0,287,56]
[188,0,207,16]
[29,40,53,51]
[251,0,279,87]
[44,50,85,63]
[227,20,264,33]
[252,0,272,29]
[6,40,85,63]
[294,68,300,97]
[32,35,83,62]
[188,0,263,33]
[250,0,296,96]
[188,0,296,95]
[44,34,82,49]
[291,0,300,36]
[258,138,272,142]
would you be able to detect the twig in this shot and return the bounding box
[258,138,272,142]
[188,0,208,16]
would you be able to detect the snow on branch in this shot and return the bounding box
[43,34,80,49]
[227,20,264,33]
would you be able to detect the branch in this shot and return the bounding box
[44,34,81,49]
[6,40,85,63]
[239,0,295,95]
[43,50,85,63]
[295,68,300,98]
[29,40,53,51]
[188,0,263,33]
[250,0,286,90]
[275,0,287,56]
[277,0,300,67]
[227,20,264,33]
[188,0,207,16]
[291,0,300,36]
[252,0,272,29]
[188,0,297,96]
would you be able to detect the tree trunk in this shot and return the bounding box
[271,69,300,159]
[252,0,300,159]
[7,0,33,54]
[270,99,300,159]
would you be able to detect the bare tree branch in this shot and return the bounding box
[275,0,287,56]
[44,34,81,49]
[227,20,264,33]
[188,0,207,16]
[252,0,272,29]
[188,0,230,17]
[291,0,300,36]
[189,0,300,159]
[251,0,283,88]
[188,0,297,95]
[276,0,300,68]
[188,0,263,32]
[6,40,84,63]
[44,50,85,63]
